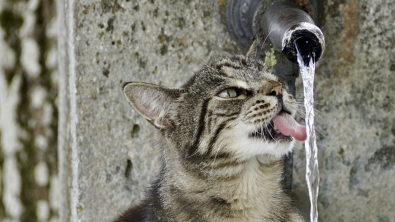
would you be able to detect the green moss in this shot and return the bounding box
[160,44,168,55]
[19,161,39,219]
[106,17,115,32]
[15,0,58,221]
[177,17,185,29]
[17,75,39,222]
[153,7,159,18]
[138,58,147,69]
[100,0,125,14]
[131,124,140,138]
[218,0,227,27]
[103,68,110,77]
[0,4,39,219]
[366,146,395,171]
[0,9,23,32]
[0,9,22,85]
[264,48,277,67]
[141,21,146,31]
[82,5,90,15]
[124,159,133,178]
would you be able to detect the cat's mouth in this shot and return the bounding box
[249,111,307,142]
[249,120,292,142]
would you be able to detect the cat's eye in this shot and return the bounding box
[216,88,245,99]
[217,88,237,98]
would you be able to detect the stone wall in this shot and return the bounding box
[1,0,394,221]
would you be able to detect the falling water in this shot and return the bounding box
[296,48,320,222]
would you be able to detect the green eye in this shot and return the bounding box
[217,88,238,98]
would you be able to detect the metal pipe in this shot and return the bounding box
[255,1,325,65]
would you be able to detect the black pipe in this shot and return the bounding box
[255,1,325,65]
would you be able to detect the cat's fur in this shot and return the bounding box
[115,55,304,222]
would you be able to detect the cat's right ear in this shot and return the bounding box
[123,82,181,129]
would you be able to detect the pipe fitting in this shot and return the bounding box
[282,22,325,65]
[226,0,325,64]
[256,1,325,64]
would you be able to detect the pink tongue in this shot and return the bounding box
[272,113,307,141]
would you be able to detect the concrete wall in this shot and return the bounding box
[1,0,394,221]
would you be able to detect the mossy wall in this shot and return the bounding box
[0,0,58,221]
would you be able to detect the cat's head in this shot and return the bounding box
[123,55,305,161]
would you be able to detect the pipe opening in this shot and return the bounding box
[282,27,324,65]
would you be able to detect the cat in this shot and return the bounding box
[115,54,307,222]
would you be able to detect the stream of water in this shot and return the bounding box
[296,50,320,222]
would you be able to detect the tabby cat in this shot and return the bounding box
[115,54,306,222]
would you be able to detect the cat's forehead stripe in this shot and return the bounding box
[262,73,279,82]
[220,65,279,85]
[220,66,239,78]
[235,80,248,89]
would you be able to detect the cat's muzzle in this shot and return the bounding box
[249,121,292,143]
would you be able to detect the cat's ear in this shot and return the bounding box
[123,82,181,129]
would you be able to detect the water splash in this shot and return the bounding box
[296,48,320,222]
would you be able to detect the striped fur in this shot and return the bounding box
[117,55,304,222]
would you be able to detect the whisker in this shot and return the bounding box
[295,111,328,140]
[192,55,215,72]
[297,109,331,127]
[210,148,220,175]
[261,30,274,46]
[185,151,199,159]
[260,120,267,141]
[266,122,276,142]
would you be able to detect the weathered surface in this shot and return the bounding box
[0,0,59,221]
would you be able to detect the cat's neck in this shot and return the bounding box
[157,143,293,221]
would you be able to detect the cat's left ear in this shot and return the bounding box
[123,82,181,129]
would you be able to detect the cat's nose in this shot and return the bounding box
[267,85,282,97]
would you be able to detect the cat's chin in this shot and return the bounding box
[247,137,295,159]
[223,129,295,160]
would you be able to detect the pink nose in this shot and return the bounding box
[268,85,282,96]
